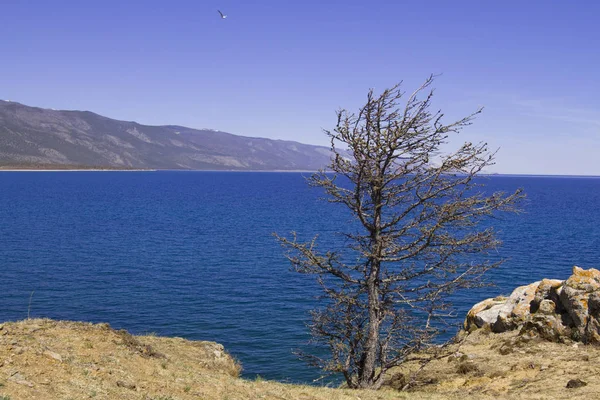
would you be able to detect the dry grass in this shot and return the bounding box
[0,319,598,399]
[387,329,600,399]
[0,319,455,400]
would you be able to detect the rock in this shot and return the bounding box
[521,313,570,342]
[566,266,600,291]
[560,286,588,335]
[464,298,507,331]
[464,266,600,344]
[116,380,136,390]
[585,293,600,343]
[566,379,587,389]
[9,372,34,387]
[464,283,540,333]
[537,299,556,315]
[531,279,563,313]
[43,350,63,362]
[558,267,600,342]
[492,282,540,332]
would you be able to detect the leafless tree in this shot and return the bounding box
[276,76,523,389]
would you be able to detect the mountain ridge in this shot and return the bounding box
[0,100,334,170]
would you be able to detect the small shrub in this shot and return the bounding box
[0,395,11,400]
[457,362,480,375]
[489,370,506,379]
[387,373,407,390]
[478,323,493,335]
[116,330,164,359]
[228,358,243,378]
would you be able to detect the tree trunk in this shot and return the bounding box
[358,272,381,388]
[358,182,383,388]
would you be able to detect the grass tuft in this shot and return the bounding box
[457,362,480,375]
[116,329,165,359]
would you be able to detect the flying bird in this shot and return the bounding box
[218,10,227,19]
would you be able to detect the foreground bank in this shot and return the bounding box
[0,319,442,400]
[3,264,600,400]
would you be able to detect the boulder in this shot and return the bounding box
[464,282,540,333]
[585,293,600,344]
[559,266,600,342]
[531,279,563,313]
[463,266,600,344]
[520,312,571,342]
[463,297,506,331]
[492,282,540,332]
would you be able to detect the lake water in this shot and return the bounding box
[1,172,600,383]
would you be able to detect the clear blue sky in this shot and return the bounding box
[1,0,599,175]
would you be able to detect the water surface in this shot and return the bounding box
[1,172,599,382]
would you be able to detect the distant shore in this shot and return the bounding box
[0,169,155,172]
[3,166,600,177]
[0,165,316,172]
[0,165,155,172]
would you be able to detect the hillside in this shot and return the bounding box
[0,319,430,400]
[0,100,334,170]
[0,319,597,399]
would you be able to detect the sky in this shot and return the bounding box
[1,0,599,175]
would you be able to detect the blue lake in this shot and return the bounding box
[1,171,600,383]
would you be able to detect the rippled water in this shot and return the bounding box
[1,172,599,383]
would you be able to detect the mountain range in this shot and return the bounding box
[0,100,334,170]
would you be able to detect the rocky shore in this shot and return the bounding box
[464,266,600,343]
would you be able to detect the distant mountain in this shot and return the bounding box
[0,100,335,170]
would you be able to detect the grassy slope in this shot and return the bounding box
[0,319,441,400]
[0,319,596,399]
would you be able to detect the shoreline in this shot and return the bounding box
[3,168,600,177]
[0,169,155,172]
[0,168,317,173]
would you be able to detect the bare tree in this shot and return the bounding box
[276,76,523,389]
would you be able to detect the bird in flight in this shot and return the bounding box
[218,10,227,19]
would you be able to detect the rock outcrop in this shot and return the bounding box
[464,266,600,344]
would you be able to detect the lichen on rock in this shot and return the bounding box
[464,266,600,344]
